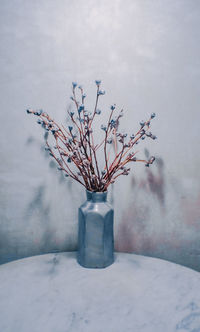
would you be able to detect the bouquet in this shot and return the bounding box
[26,80,156,192]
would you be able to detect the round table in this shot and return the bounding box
[0,252,200,332]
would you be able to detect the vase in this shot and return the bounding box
[77,190,114,268]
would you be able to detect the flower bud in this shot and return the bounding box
[146,131,152,137]
[110,119,117,128]
[101,124,107,131]
[72,82,77,89]
[78,104,84,113]
[140,129,145,135]
[98,90,105,96]
[95,80,101,86]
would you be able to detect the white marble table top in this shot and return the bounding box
[0,252,200,332]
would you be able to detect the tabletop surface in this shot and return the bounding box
[0,252,200,332]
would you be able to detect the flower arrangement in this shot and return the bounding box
[26,80,156,192]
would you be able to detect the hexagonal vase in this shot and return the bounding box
[77,190,114,268]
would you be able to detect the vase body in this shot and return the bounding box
[77,190,114,268]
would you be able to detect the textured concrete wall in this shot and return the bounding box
[0,0,200,270]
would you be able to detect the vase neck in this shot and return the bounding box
[86,190,107,202]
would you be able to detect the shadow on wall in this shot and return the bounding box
[24,184,52,253]
[4,134,77,263]
[115,151,200,271]
[143,148,165,207]
[26,133,75,189]
[115,151,165,253]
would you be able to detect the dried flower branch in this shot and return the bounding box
[26,81,157,192]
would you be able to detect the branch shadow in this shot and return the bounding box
[115,151,166,253]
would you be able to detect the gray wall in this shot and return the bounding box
[0,0,200,270]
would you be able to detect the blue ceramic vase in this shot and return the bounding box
[77,190,114,268]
